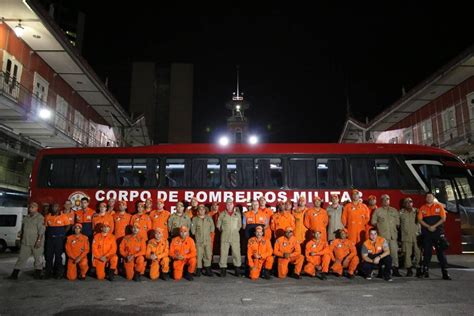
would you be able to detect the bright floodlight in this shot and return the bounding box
[235,104,241,111]
[249,135,258,145]
[219,136,230,146]
[39,108,52,119]
[14,21,24,37]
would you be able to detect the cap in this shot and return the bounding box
[255,226,264,232]
[298,196,306,202]
[118,200,127,206]
[330,194,340,199]
[157,198,165,203]
[352,189,361,196]
[99,202,107,207]
[179,226,189,232]
[368,195,376,200]
[73,223,82,229]
[154,227,163,234]
[313,195,322,201]
[381,194,390,200]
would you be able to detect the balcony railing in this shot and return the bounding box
[0,71,118,147]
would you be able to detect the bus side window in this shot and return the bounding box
[317,158,345,188]
[255,158,282,188]
[165,158,188,188]
[350,158,377,188]
[226,159,253,188]
[191,158,220,188]
[289,158,316,189]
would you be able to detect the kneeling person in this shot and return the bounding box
[120,224,146,281]
[330,229,359,278]
[92,224,118,281]
[361,228,393,281]
[170,226,197,281]
[304,230,331,280]
[146,228,170,280]
[273,226,304,279]
[65,223,89,280]
[247,225,274,280]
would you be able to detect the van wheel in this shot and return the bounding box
[0,240,7,253]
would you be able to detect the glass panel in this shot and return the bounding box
[165,158,186,187]
[289,158,315,188]
[226,158,253,188]
[255,158,282,188]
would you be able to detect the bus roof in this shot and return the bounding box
[37,143,458,157]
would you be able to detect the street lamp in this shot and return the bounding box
[14,20,24,37]
[218,136,230,146]
[39,108,52,119]
[248,135,258,145]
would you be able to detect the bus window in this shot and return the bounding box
[191,158,221,188]
[317,158,345,188]
[42,158,100,187]
[47,158,74,187]
[350,158,377,188]
[431,178,459,213]
[74,158,101,187]
[143,158,160,187]
[226,158,253,188]
[255,158,282,188]
[289,158,316,188]
[117,158,133,187]
[165,158,188,188]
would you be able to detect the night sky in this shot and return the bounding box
[45,1,473,143]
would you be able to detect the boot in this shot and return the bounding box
[406,268,413,277]
[6,269,19,280]
[376,269,383,279]
[292,272,302,279]
[205,267,213,277]
[33,269,43,280]
[442,269,452,280]
[43,270,52,280]
[160,272,169,281]
[262,269,271,280]
[184,271,194,281]
[392,267,402,277]
[235,267,242,277]
[422,266,429,278]
[133,272,141,282]
[195,268,202,277]
[77,274,85,281]
[319,272,327,280]
[415,268,423,278]
[220,268,227,277]
[107,269,115,281]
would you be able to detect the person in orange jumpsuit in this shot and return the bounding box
[330,228,359,278]
[271,200,295,239]
[120,224,147,281]
[75,197,95,242]
[149,198,170,241]
[144,198,154,214]
[304,230,331,280]
[342,189,370,246]
[130,201,152,241]
[65,223,89,281]
[247,225,274,280]
[258,197,273,241]
[62,200,75,232]
[186,197,199,218]
[107,198,116,216]
[292,196,308,246]
[365,195,378,240]
[113,200,132,243]
[274,226,305,279]
[170,225,197,281]
[304,196,329,242]
[44,203,71,279]
[92,224,118,281]
[92,202,115,234]
[146,228,170,280]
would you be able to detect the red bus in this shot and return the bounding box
[30,143,474,254]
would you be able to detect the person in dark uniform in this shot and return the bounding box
[418,192,451,280]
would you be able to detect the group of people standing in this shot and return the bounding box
[6,189,451,282]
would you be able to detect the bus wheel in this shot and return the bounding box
[0,240,7,253]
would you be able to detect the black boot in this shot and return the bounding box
[195,268,202,277]
[392,267,402,277]
[107,269,115,281]
[406,268,413,277]
[160,272,169,281]
[262,269,271,280]
[133,272,141,282]
[6,269,20,280]
[423,266,429,278]
[293,272,302,279]
[184,271,194,281]
[416,268,423,278]
[319,272,327,280]
[205,267,213,277]
[220,268,227,277]
[442,269,452,280]
[235,267,242,277]
[33,269,43,280]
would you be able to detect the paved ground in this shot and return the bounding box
[1,252,474,315]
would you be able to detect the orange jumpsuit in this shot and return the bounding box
[92,232,118,280]
[113,212,132,243]
[119,234,147,280]
[330,238,359,276]
[149,209,171,240]
[304,239,331,276]
[270,211,295,239]
[292,208,308,244]
[130,213,152,240]
[65,233,89,280]
[304,208,329,242]
[273,235,304,278]
[146,238,170,280]
[342,202,370,245]
[75,207,95,238]
[259,207,273,240]
[92,213,115,234]
[247,236,274,280]
[62,210,75,226]
[170,236,197,280]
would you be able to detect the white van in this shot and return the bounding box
[0,207,27,252]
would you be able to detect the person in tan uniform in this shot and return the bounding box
[217,198,242,277]
[399,197,422,277]
[168,202,192,238]
[191,204,215,277]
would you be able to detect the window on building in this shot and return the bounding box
[403,128,413,144]
[55,95,69,132]
[442,107,457,139]
[73,110,85,142]
[420,119,433,143]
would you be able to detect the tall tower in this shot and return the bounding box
[226,66,250,143]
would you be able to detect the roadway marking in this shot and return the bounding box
[362,294,373,297]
